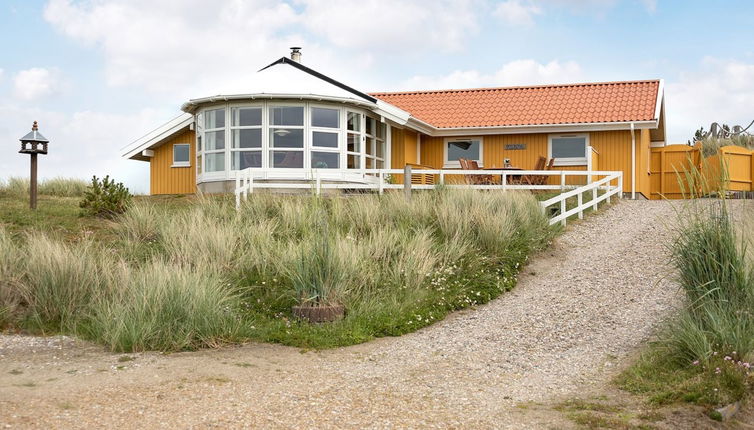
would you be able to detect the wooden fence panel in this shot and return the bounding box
[649,144,701,200]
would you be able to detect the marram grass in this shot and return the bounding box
[0,189,553,351]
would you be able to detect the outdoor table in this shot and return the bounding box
[482,166,523,184]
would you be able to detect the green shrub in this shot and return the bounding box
[79,175,132,218]
[0,227,23,327]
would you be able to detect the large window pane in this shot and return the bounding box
[232,151,262,169]
[347,112,360,131]
[197,155,202,174]
[311,108,339,128]
[447,140,480,161]
[366,137,375,155]
[233,129,262,148]
[271,151,303,168]
[365,116,375,135]
[551,137,587,159]
[232,107,262,127]
[205,152,225,172]
[347,154,360,169]
[205,109,225,129]
[313,131,338,148]
[270,106,304,126]
[347,134,360,152]
[311,151,339,169]
[270,128,303,148]
[376,140,385,158]
[205,130,225,151]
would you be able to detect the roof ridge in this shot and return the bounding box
[370,79,660,96]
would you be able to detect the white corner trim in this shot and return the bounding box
[654,79,664,121]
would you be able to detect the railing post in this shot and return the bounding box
[560,198,566,227]
[235,172,241,209]
[439,170,445,185]
[404,164,412,201]
[315,171,322,196]
[248,172,254,195]
[560,171,566,191]
[618,173,624,199]
[378,171,384,195]
[577,192,584,219]
[502,172,507,192]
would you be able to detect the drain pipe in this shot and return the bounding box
[631,122,636,200]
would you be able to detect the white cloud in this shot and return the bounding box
[13,67,63,101]
[43,0,483,96]
[666,57,754,144]
[494,0,542,26]
[639,0,657,13]
[43,0,304,95]
[399,59,583,90]
[302,0,480,53]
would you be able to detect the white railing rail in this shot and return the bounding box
[539,171,623,226]
[234,167,623,226]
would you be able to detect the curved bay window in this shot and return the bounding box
[195,102,390,181]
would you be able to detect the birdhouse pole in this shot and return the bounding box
[18,121,49,210]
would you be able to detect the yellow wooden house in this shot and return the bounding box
[122,48,666,199]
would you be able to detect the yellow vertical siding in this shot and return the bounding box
[418,131,640,193]
[150,128,196,195]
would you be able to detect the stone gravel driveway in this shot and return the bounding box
[0,200,684,429]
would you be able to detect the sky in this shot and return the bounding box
[1,0,753,194]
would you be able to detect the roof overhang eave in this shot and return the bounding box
[181,93,378,113]
[120,113,194,160]
[402,119,660,137]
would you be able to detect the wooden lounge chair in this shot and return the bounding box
[526,157,554,186]
[513,156,546,185]
[459,158,495,185]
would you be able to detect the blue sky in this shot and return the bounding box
[1,0,753,193]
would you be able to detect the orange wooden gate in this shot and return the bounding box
[649,144,701,200]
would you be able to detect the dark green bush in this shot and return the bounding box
[79,175,132,218]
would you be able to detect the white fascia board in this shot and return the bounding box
[654,79,664,120]
[424,120,659,137]
[373,100,411,125]
[121,113,193,160]
[181,94,373,113]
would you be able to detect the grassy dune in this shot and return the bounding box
[0,189,553,351]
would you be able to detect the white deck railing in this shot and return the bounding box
[234,167,623,226]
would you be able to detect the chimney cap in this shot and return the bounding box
[290,46,302,63]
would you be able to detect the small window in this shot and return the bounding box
[549,135,588,166]
[270,106,304,126]
[173,144,190,167]
[445,138,482,167]
[311,107,339,128]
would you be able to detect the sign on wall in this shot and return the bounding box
[505,144,527,150]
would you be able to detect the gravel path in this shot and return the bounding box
[0,200,685,429]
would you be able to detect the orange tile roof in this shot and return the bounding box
[371,80,660,129]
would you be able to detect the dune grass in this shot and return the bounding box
[616,198,754,411]
[0,177,89,198]
[0,188,554,352]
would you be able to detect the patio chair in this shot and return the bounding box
[459,158,495,185]
[512,156,546,185]
[527,157,555,186]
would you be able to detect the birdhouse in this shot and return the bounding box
[19,121,49,155]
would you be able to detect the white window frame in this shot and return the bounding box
[309,104,341,169]
[203,107,226,173]
[172,143,191,167]
[268,103,306,169]
[443,137,484,168]
[548,133,589,166]
[345,110,363,170]
[229,104,264,171]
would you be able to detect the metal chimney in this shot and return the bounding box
[290,47,302,63]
